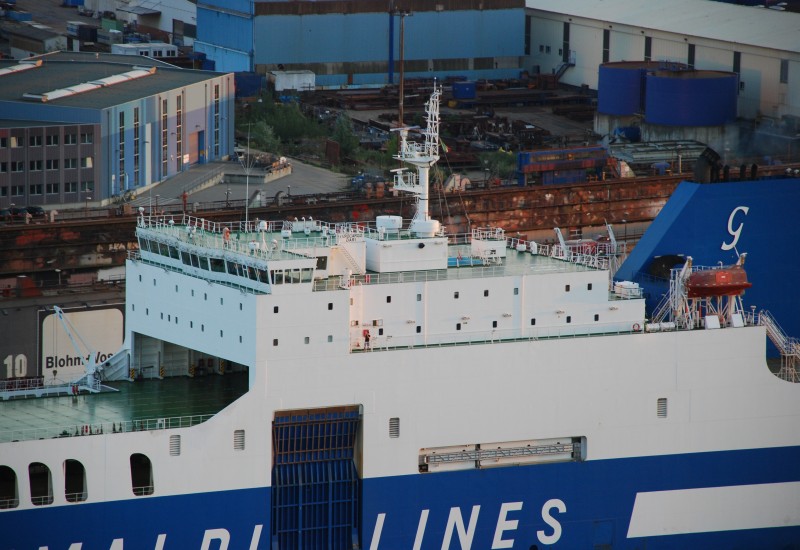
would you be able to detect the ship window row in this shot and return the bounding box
[273,335,335,346]
[565,284,593,292]
[453,288,516,299]
[0,432,251,508]
[140,307,242,341]
[270,268,313,284]
[140,239,275,284]
[0,460,86,508]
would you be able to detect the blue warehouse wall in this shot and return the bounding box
[249,8,524,86]
[196,2,254,73]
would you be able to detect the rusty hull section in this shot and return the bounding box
[0,176,679,277]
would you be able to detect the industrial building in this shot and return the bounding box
[524,0,800,121]
[79,0,197,47]
[0,52,234,208]
[195,0,526,86]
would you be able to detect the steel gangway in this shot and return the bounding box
[759,310,800,383]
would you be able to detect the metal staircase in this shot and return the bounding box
[759,310,800,382]
[336,242,364,275]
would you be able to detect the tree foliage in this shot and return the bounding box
[331,114,360,160]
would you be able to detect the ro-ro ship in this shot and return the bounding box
[1,87,799,549]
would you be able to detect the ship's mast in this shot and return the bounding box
[392,83,441,234]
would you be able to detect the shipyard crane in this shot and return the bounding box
[53,305,103,392]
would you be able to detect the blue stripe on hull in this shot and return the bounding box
[363,445,800,549]
[2,488,270,550]
[4,446,800,549]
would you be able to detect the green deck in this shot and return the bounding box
[0,373,248,442]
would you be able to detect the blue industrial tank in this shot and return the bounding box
[597,62,649,116]
[645,70,738,126]
[452,81,477,100]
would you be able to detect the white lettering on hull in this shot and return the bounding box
[721,206,749,251]
[369,499,565,549]
[200,529,230,550]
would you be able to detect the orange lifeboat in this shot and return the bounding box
[686,264,752,298]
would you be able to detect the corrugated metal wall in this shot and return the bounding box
[253,9,523,86]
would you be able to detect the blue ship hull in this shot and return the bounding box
[616,177,800,355]
[6,446,800,549]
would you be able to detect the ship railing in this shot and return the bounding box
[65,491,88,503]
[313,255,624,291]
[0,414,214,444]
[0,497,19,510]
[350,322,651,353]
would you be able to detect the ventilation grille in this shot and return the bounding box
[234,429,245,450]
[389,417,400,438]
[657,398,668,418]
[169,435,181,456]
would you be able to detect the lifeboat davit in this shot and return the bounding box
[686,264,752,298]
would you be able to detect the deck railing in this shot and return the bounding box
[0,414,214,444]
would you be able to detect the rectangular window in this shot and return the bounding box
[81,156,93,168]
[29,160,43,171]
[80,133,93,144]
[80,181,94,193]
[133,107,140,186]
[562,21,570,63]
[780,59,789,84]
[0,162,6,173]
[161,98,168,176]
[46,134,59,146]
[602,29,610,63]
[9,136,20,147]
[176,95,183,171]
[213,84,220,157]
[64,133,77,145]
[524,16,531,55]
[0,137,6,147]
[65,181,78,193]
[64,158,77,169]
[46,182,59,194]
[46,159,59,170]
[11,185,24,195]
[733,51,741,75]
[118,111,125,192]
[644,36,652,62]
[29,135,42,147]
[11,161,24,172]
[29,184,43,195]
[687,43,695,69]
